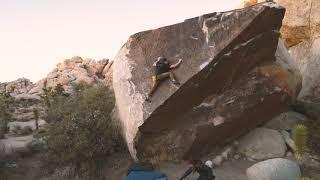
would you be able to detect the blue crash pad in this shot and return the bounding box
[126,171,167,180]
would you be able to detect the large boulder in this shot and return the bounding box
[264,111,307,131]
[113,3,301,161]
[237,128,287,160]
[246,158,301,180]
[43,56,108,93]
[276,0,320,118]
[280,130,296,151]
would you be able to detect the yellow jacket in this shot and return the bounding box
[239,0,258,8]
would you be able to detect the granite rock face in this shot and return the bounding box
[277,0,319,47]
[277,0,320,118]
[113,3,301,161]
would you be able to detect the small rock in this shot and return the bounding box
[213,155,224,166]
[234,154,240,160]
[5,162,18,168]
[281,130,296,151]
[221,147,232,160]
[286,152,293,157]
[264,111,306,131]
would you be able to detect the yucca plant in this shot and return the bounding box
[33,108,39,130]
[293,124,307,161]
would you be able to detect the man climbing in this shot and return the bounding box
[178,160,215,180]
[146,56,182,102]
[239,0,257,8]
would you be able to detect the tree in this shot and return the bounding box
[40,84,68,123]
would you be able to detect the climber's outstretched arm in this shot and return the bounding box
[153,58,162,66]
[170,59,182,69]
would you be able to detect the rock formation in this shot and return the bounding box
[276,0,320,118]
[0,78,38,100]
[0,56,113,98]
[113,2,301,161]
[29,56,113,95]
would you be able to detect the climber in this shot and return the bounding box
[239,0,257,8]
[250,0,257,4]
[178,159,215,180]
[146,56,182,102]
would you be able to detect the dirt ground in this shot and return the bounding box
[155,160,254,180]
[103,153,254,180]
[2,151,319,180]
[0,153,45,180]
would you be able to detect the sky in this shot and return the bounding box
[0,0,243,83]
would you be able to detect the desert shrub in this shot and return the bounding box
[27,138,47,153]
[44,85,126,179]
[0,93,15,139]
[20,126,33,135]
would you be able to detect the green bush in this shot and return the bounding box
[41,84,69,123]
[43,85,126,179]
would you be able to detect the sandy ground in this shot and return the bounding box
[2,152,319,180]
[155,159,254,180]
